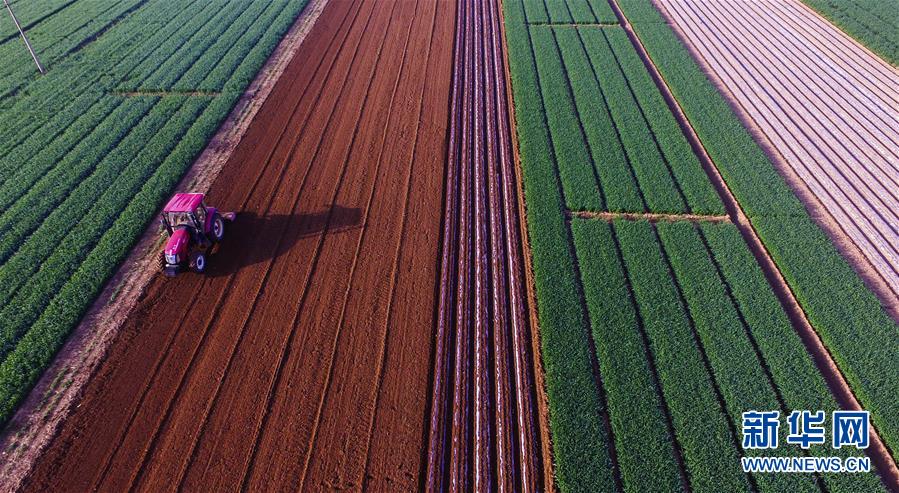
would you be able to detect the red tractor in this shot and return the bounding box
[159,193,235,276]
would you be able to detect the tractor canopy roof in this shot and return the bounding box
[163,193,204,213]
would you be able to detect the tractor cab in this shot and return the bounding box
[161,194,211,245]
[159,193,235,276]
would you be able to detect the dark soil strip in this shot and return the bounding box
[570,210,730,223]
[425,0,545,489]
[528,22,619,27]
[607,0,899,488]
[112,91,221,97]
[59,0,152,60]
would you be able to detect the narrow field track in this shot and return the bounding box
[21,0,455,490]
[425,0,546,490]
[656,0,899,299]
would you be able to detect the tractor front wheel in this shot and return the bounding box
[190,251,207,273]
[211,214,225,242]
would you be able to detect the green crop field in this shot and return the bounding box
[800,0,899,66]
[503,0,894,491]
[523,0,618,24]
[0,0,310,425]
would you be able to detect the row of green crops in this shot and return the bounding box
[527,23,723,215]
[523,0,617,24]
[0,0,310,426]
[800,0,898,66]
[615,0,899,465]
[503,0,893,490]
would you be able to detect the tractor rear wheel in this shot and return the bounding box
[211,214,225,242]
[190,251,207,273]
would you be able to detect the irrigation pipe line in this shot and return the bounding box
[3,0,45,74]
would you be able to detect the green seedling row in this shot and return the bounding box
[528,0,618,24]
[613,220,750,493]
[175,0,292,92]
[544,1,574,24]
[522,0,550,24]
[571,219,684,493]
[530,27,605,211]
[604,30,723,215]
[657,222,815,493]
[586,0,618,24]
[0,0,147,98]
[553,28,644,212]
[0,98,158,268]
[0,92,110,190]
[701,223,884,492]
[0,91,239,424]
[118,1,245,92]
[0,0,76,40]
[0,0,207,155]
[0,97,205,363]
[577,28,687,213]
[135,2,259,91]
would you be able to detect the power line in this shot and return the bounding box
[3,0,45,74]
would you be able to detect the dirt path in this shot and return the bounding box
[656,0,899,309]
[424,0,545,490]
[21,0,454,490]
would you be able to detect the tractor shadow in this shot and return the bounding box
[206,204,363,277]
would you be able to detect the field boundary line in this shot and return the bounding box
[112,90,222,97]
[609,0,899,488]
[570,210,730,223]
[0,0,331,489]
[529,23,619,27]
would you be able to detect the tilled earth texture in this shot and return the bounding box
[23,0,455,490]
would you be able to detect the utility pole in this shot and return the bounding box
[3,0,45,74]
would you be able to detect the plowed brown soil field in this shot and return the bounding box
[22,0,455,490]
